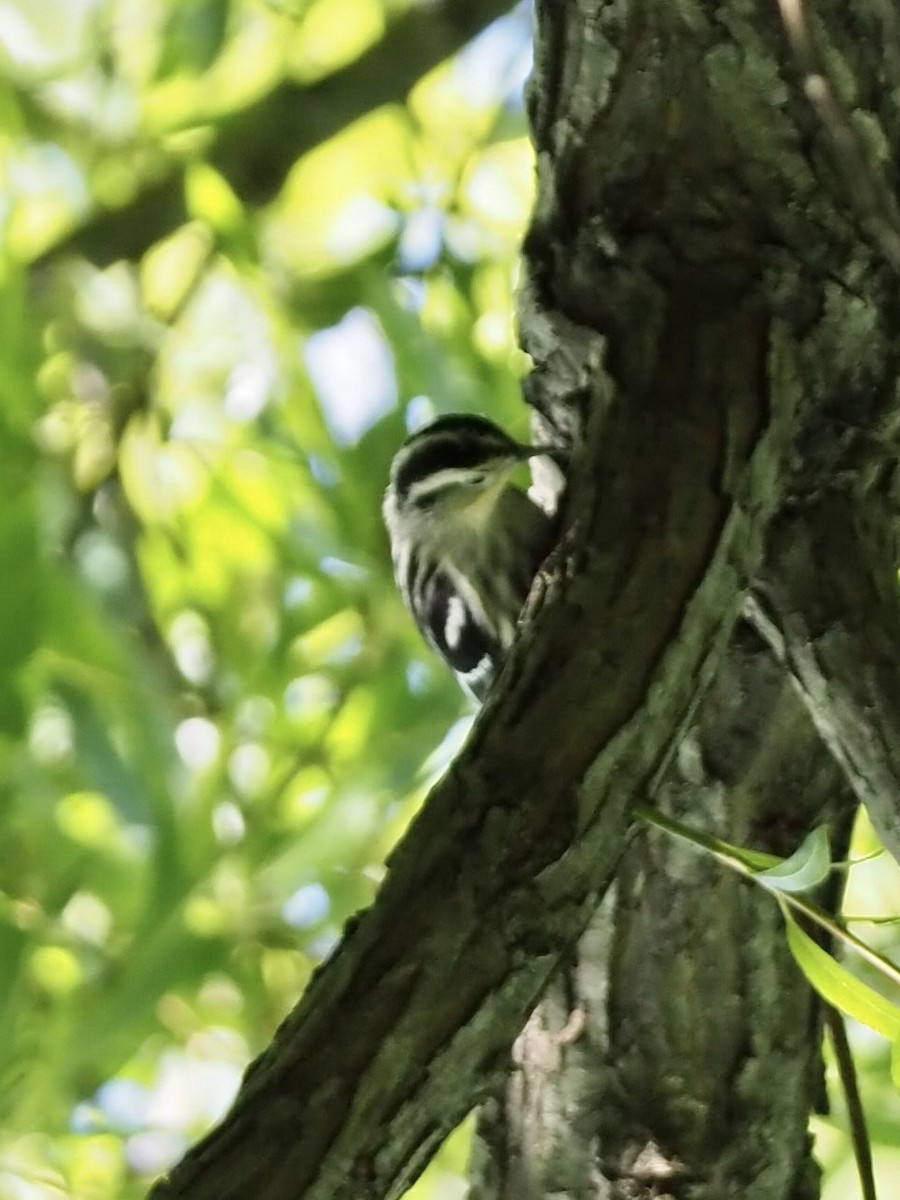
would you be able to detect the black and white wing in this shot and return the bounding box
[418,567,500,701]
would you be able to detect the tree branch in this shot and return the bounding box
[148,280,789,1200]
[40,0,516,267]
[749,492,900,861]
[147,0,900,1194]
[471,624,856,1199]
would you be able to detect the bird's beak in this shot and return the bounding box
[518,443,567,470]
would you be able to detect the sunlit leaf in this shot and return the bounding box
[141,223,214,319]
[185,162,245,235]
[293,0,385,80]
[783,909,900,1041]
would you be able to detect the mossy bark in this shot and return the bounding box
[149,2,900,1197]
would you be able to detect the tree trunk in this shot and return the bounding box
[469,627,855,1199]
[467,0,900,1195]
[149,1,900,1197]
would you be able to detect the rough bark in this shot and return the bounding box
[469,627,856,1200]
[146,60,797,1200]
[147,291,787,1198]
[750,495,900,860]
[464,0,900,1196]
[147,0,900,1197]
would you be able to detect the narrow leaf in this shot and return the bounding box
[756,826,831,893]
[891,1039,900,1095]
[783,909,900,1040]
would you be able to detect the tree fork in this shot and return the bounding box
[149,0,900,1196]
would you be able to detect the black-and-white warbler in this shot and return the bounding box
[383,413,556,700]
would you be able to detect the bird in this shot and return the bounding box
[383,413,557,700]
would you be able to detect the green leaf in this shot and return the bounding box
[185,161,245,235]
[725,843,781,871]
[755,827,832,894]
[783,909,900,1040]
[0,489,37,735]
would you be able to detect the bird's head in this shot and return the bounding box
[383,414,535,539]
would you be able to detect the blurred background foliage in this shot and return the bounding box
[0,1,898,1198]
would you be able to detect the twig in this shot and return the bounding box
[825,1004,878,1200]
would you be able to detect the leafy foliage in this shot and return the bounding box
[638,806,900,1196]
[1,2,899,1198]
[0,2,532,1195]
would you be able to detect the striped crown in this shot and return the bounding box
[389,415,531,506]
